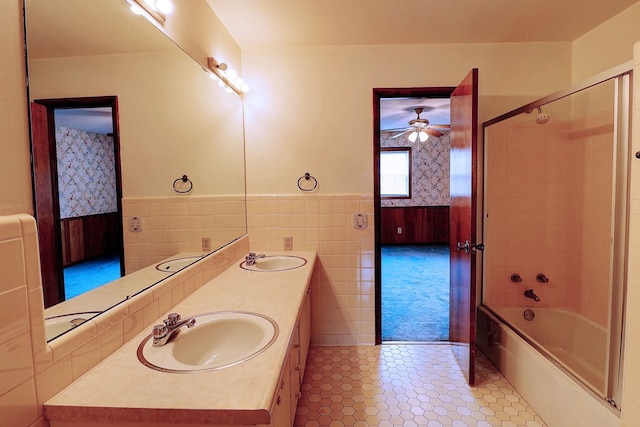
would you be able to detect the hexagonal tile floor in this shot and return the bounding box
[295,344,547,427]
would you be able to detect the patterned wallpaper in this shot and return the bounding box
[56,127,118,219]
[380,131,450,207]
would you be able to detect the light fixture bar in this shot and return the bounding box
[128,0,167,24]
[207,57,246,96]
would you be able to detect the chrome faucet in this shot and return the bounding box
[524,289,540,302]
[152,312,196,347]
[245,251,266,266]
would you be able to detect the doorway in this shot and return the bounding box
[30,96,124,307]
[373,87,455,343]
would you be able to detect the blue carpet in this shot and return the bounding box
[382,245,450,341]
[63,254,121,300]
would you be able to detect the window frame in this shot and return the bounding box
[380,147,412,199]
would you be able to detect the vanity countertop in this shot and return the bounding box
[44,251,316,426]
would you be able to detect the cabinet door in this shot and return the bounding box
[299,288,311,376]
[289,333,300,423]
[271,353,291,427]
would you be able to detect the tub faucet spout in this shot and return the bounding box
[524,289,540,302]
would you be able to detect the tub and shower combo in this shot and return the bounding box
[478,62,632,426]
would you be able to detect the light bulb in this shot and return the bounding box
[419,131,428,142]
[155,0,173,14]
[226,69,237,81]
[233,77,243,87]
[130,4,144,14]
[408,131,418,143]
[240,83,250,93]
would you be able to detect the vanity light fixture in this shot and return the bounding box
[207,57,250,95]
[127,0,173,24]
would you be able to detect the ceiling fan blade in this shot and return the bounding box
[429,124,450,129]
[425,128,444,137]
[390,129,412,139]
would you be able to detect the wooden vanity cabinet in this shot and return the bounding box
[271,286,311,427]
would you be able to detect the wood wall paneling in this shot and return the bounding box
[60,212,119,266]
[380,206,449,244]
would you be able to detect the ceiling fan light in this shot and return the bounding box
[408,131,418,143]
[419,131,428,142]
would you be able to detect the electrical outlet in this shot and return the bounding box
[353,213,368,229]
[202,237,211,251]
[397,227,403,234]
[284,236,293,250]
[129,216,142,232]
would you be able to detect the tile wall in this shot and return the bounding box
[247,193,375,345]
[0,213,249,427]
[483,109,614,327]
[121,195,246,273]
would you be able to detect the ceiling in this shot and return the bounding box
[206,0,637,130]
[206,0,637,48]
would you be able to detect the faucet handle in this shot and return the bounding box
[153,324,168,340]
[165,312,181,326]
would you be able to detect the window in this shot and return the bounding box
[380,147,411,198]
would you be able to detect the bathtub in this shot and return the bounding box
[491,306,607,393]
[477,305,619,427]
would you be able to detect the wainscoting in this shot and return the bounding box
[380,206,449,244]
[60,212,120,266]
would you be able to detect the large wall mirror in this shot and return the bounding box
[25,0,247,340]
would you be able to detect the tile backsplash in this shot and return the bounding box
[247,193,375,346]
[0,213,248,427]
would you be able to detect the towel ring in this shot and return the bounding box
[297,172,318,192]
[173,175,193,194]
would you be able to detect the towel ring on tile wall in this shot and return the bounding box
[297,172,318,192]
[173,175,193,194]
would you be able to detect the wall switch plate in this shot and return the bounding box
[353,213,368,229]
[129,216,142,232]
[202,237,211,251]
[284,236,293,250]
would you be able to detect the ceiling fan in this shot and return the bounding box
[390,107,450,142]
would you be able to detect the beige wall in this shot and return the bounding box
[621,40,640,427]
[241,42,572,195]
[0,1,33,216]
[572,2,640,82]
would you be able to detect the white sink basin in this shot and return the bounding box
[240,255,307,272]
[155,256,203,272]
[137,311,279,373]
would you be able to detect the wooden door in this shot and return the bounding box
[448,69,479,385]
[31,101,65,307]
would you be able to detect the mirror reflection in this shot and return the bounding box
[25,0,247,341]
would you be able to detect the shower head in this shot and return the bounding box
[535,107,551,124]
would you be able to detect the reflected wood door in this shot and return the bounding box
[31,101,64,307]
[448,69,479,386]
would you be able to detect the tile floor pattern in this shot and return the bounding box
[295,344,547,427]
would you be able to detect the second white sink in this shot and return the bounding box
[240,255,307,271]
[137,311,278,373]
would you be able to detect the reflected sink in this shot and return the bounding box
[45,311,102,341]
[137,311,279,373]
[155,256,203,272]
[240,255,307,272]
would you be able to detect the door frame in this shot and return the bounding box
[30,96,124,307]
[373,87,455,344]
